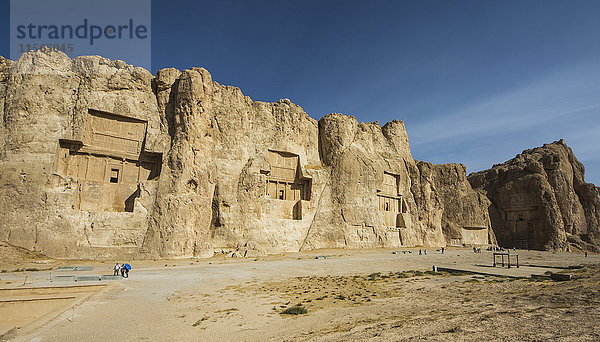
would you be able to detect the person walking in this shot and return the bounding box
[114,263,120,276]
[120,263,125,277]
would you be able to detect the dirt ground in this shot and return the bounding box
[1,246,599,341]
[236,268,600,341]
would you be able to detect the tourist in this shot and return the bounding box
[114,263,120,276]
[424,249,427,255]
[124,266,129,278]
[441,247,444,254]
[120,263,125,277]
[419,249,422,255]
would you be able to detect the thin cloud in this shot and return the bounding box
[408,63,600,147]
[407,62,600,185]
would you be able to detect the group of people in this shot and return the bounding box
[487,246,507,252]
[418,247,445,255]
[113,263,130,278]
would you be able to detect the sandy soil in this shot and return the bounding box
[0,284,110,339]
[1,247,598,341]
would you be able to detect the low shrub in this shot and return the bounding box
[281,305,308,315]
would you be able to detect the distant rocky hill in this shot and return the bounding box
[469,140,600,252]
[0,50,597,258]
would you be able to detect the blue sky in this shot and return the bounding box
[1,0,599,185]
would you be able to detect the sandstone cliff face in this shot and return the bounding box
[0,50,496,258]
[303,116,494,251]
[0,51,168,258]
[0,56,12,160]
[412,162,496,247]
[305,115,424,250]
[142,67,328,258]
[469,140,600,251]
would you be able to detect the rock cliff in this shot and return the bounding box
[0,51,168,259]
[468,140,600,252]
[6,50,593,259]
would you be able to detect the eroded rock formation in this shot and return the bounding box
[0,50,595,259]
[469,140,600,252]
[0,52,169,259]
